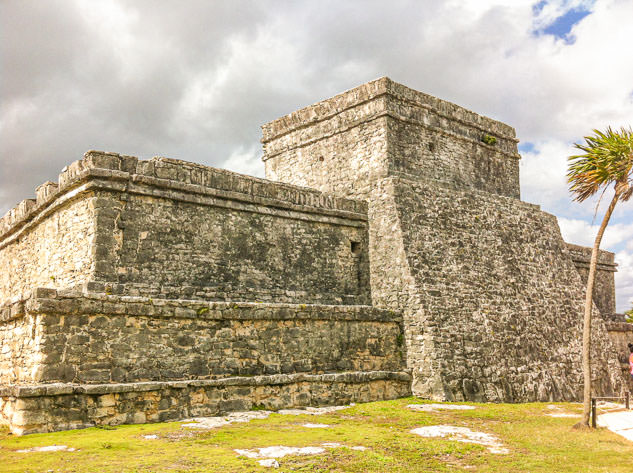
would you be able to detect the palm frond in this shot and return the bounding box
[567,126,633,202]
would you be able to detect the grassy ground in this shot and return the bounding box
[1,397,631,472]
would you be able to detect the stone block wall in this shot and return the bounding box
[0,288,409,434]
[0,150,410,434]
[0,305,44,385]
[1,371,412,435]
[0,289,403,386]
[566,243,618,318]
[386,175,620,401]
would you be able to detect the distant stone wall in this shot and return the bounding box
[605,321,633,392]
[566,243,618,318]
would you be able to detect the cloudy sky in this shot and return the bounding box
[1,0,631,311]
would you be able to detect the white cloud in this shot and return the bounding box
[614,250,633,313]
[220,145,264,178]
[520,140,571,212]
[558,218,633,249]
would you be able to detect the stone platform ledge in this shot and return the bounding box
[1,288,401,323]
[0,370,412,435]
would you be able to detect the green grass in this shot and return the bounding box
[0,398,631,472]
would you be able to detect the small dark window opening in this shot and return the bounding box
[428,142,436,152]
[318,156,324,162]
[350,241,361,255]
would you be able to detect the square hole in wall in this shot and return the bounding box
[350,241,361,255]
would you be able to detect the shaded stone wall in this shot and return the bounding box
[262,77,624,401]
[566,243,618,318]
[90,188,368,304]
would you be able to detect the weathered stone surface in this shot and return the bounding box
[262,76,625,402]
[263,77,520,200]
[0,371,411,435]
[1,293,404,386]
[0,196,96,301]
[567,243,618,318]
[1,153,369,306]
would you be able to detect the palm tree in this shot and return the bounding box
[567,126,633,427]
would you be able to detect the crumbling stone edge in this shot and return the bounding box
[0,370,412,398]
[0,370,412,435]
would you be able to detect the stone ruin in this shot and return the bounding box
[0,77,628,435]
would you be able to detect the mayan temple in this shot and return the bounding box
[0,77,628,435]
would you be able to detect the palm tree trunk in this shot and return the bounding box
[581,191,620,426]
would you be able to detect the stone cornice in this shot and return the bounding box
[1,152,368,246]
[261,77,518,149]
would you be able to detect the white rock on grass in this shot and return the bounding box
[407,404,476,411]
[17,445,76,453]
[302,423,330,428]
[545,405,581,418]
[181,410,273,429]
[277,405,351,416]
[321,442,342,448]
[235,442,368,467]
[411,425,509,454]
[235,446,326,459]
[182,404,353,429]
[143,434,159,439]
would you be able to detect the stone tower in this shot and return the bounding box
[262,77,622,401]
